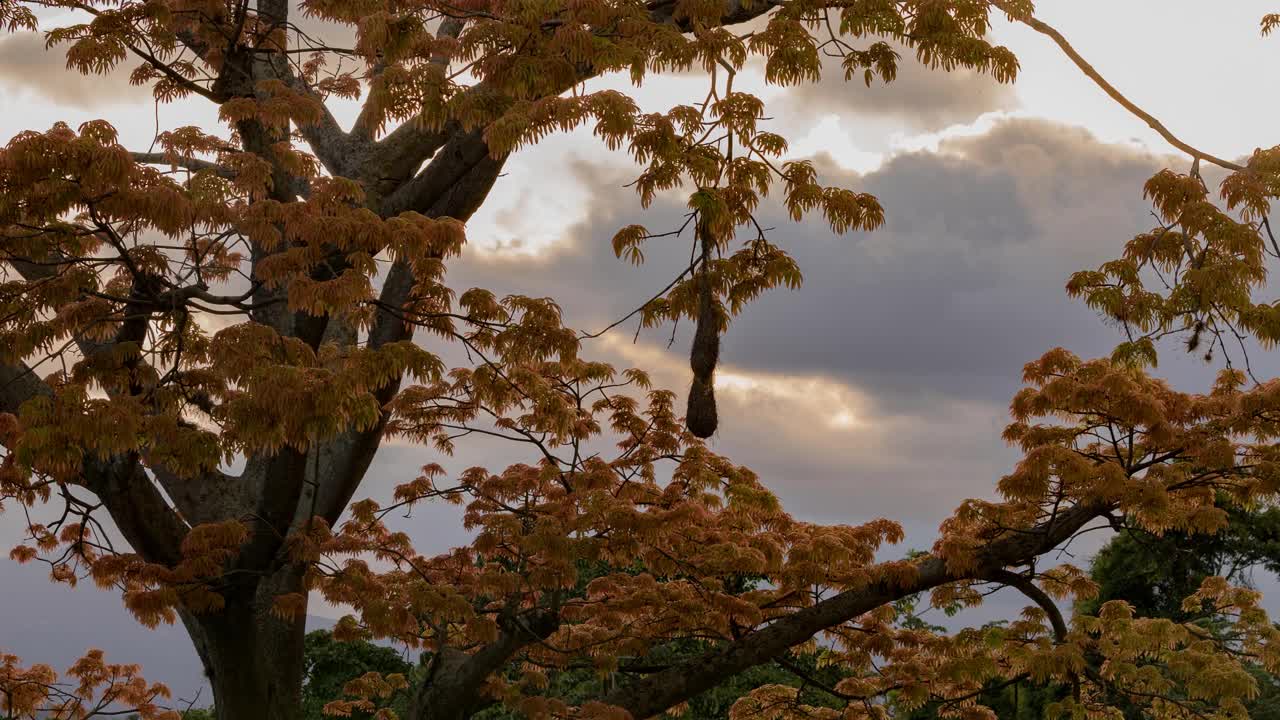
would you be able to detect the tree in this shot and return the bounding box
[457,563,851,720]
[301,631,415,720]
[901,507,1280,720]
[1081,507,1280,622]
[2,1,1280,719]
[1078,510,1280,720]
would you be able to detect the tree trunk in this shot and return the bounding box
[407,649,487,720]
[180,564,308,720]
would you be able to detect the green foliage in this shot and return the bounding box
[302,630,414,720]
[899,679,1066,720]
[1079,506,1280,620]
[902,507,1280,720]
[463,562,848,719]
[1072,507,1280,720]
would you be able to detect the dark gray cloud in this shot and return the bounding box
[451,117,1167,410]
[442,116,1270,534]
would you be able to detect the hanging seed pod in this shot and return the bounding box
[686,217,720,438]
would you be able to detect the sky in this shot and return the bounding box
[1,0,1279,704]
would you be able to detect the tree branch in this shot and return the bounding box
[377,127,498,218]
[0,361,52,417]
[983,568,1068,642]
[131,152,233,178]
[599,502,1107,718]
[408,609,560,720]
[994,2,1246,172]
[362,0,781,203]
[312,145,508,525]
[1,363,189,566]
[278,67,370,178]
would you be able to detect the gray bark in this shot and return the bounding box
[181,566,308,720]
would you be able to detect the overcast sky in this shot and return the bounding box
[2,1,1279,703]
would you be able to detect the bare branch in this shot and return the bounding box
[994,1,1246,172]
[983,568,1068,642]
[131,152,232,177]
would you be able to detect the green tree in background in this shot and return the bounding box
[1079,507,1280,620]
[903,507,1280,720]
[459,563,851,719]
[301,630,414,720]
[1075,508,1280,720]
[467,637,849,720]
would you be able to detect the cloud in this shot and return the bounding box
[777,41,1018,133]
[0,115,1201,547]
[587,333,1016,528]
[0,32,154,108]
[0,3,355,112]
[456,118,1170,404]
[440,116,1244,536]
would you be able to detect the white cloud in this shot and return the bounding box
[989,1,1275,161]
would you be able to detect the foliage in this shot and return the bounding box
[1076,509,1280,720]
[1080,506,1280,621]
[302,631,414,720]
[469,639,848,720]
[904,506,1280,720]
[1,1,1280,720]
[0,649,177,719]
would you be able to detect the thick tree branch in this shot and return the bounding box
[360,122,456,195]
[599,502,1107,718]
[6,249,134,365]
[355,17,467,177]
[131,152,233,177]
[4,251,244,525]
[409,609,560,720]
[151,464,252,528]
[280,68,371,178]
[91,456,190,567]
[363,0,780,202]
[377,127,497,217]
[235,450,310,570]
[311,148,508,525]
[983,568,1068,642]
[368,133,506,345]
[0,361,52,416]
[1,364,189,566]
